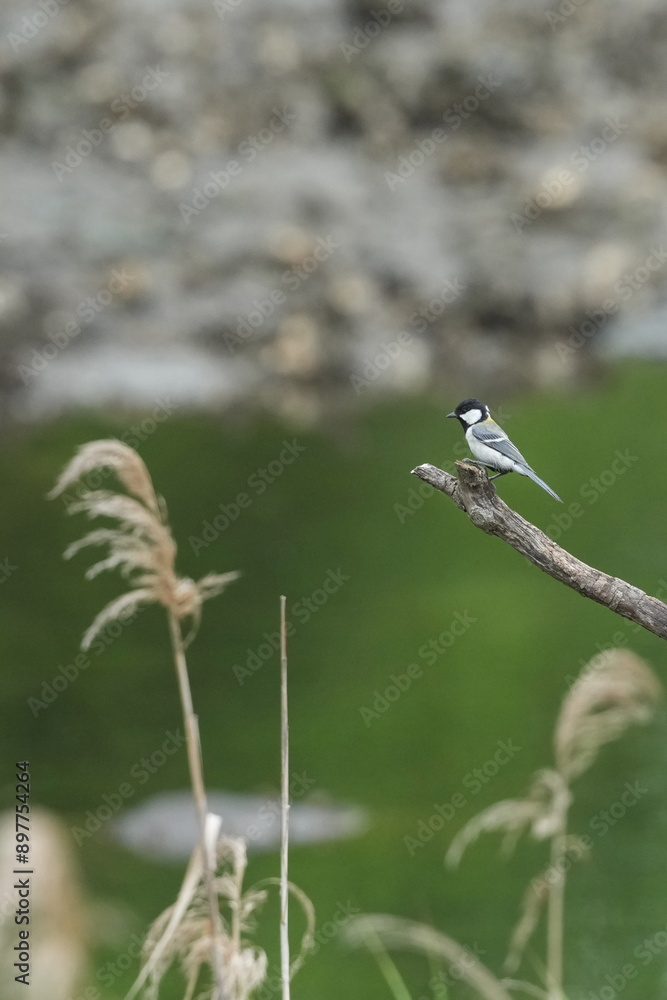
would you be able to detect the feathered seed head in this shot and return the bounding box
[50,440,239,649]
[443,649,661,982]
[139,836,268,1000]
[344,914,514,1000]
[130,834,315,1000]
[446,769,572,869]
[503,832,591,975]
[447,650,661,868]
[555,648,662,782]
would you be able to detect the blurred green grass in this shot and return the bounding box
[3,360,667,999]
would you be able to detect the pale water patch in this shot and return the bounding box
[112,789,369,860]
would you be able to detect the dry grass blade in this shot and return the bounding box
[81,588,153,651]
[125,846,204,1000]
[555,649,662,782]
[196,572,242,602]
[51,439,238,646]
[500,981,549,999]
[446,799,538,868]
[446,799,541,869]
[527,770,571,841]
[504,878,549,975]
[441,649,661,1000]
[66,491,171,539]
[53,439,242,1000]
[345,915,514,1000]
[447,770,571,867]
[505,833,591,978]
[259,878,317,978]
[131,836,269,1000]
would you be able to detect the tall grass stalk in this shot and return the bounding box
[545,828,566,1000]
[347,649,661,1000]
[166,609,226,998]
[51,440,240,999]
[53,439,315,1000]
[363,930,415,1000]
[280,595,290,1000]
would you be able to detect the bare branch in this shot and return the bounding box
[411,461,667,642]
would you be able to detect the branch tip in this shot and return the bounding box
[410,461,667,642]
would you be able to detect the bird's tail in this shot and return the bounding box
[517,464,562,502]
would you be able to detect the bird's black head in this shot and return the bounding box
[446,398,490,427]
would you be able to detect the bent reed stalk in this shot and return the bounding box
[166,609,226,997]
[51,439,239,999]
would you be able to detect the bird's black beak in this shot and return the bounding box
[446,411,456,419]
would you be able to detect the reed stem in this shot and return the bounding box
[167,609,226,1000]
[280,596,291,1000]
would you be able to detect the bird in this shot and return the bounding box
[447,398,562,502]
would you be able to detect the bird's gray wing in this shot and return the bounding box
[470,420,529,467]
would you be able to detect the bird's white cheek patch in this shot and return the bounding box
[461,408,482,425]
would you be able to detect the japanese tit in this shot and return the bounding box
[447,398,562,502]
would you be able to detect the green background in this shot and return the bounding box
[3,360,667,999]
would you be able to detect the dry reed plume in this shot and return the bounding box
[135,836,269,1000]
[51,440,240,998]
[53,439,314,999]
[50,439,239,650]
[347,649,662,1000]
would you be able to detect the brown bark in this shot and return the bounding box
[411,460,667,642]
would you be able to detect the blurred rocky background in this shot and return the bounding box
[2,0,667,426]
[6,6,667,998]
